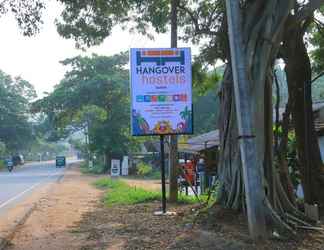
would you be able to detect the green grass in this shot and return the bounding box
[94,178,161,206]
[177,193,216,205]
[93,177,215,207]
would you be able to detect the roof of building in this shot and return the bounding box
[179,130,219,153]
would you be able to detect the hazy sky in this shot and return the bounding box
[0,1,193,98]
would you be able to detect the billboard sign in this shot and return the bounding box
[130,48,192,136]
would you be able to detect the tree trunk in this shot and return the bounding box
[218,67,243,210]
[283,17,324,205]
[168,0,179,203]
[218,1,293,210]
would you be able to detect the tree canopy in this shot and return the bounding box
[32,53,134,162]
[0,0,45,36]
[0,70,36,153]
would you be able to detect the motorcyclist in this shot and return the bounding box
[6,157,13,172]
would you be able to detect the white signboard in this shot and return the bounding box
[130,48,192,135]
[111,159,120,177]
[121,156,129,176]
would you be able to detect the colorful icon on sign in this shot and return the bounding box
[136,94,187,102]
[136,50,185,66]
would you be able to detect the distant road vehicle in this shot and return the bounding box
[55,156,66,168]
[12,155,24,166]
[6,158,13,172]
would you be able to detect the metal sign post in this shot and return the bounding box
[160,135,167,213]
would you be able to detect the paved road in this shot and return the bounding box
[0,161,65,215]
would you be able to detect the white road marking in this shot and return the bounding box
[0,182,41,209]
[0,169,64,209]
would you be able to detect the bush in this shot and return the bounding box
[137,162,153,176]
[80,161,105,174]
[0,160,4,170]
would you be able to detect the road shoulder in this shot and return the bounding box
[6,164,103,250]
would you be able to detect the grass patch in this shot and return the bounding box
[94,177,127,189]
[94,178,216,207]
[94,178,161,206]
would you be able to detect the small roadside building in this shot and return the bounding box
[179,130,220,178]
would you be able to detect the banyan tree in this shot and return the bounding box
[179,0,324,236]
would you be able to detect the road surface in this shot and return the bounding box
[0,161,65,215]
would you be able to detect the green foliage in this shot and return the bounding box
[69,138,88,159]
[137,162,153,176]
[0,70,37,152]
[0,141,6,156]
[55,0,225,67]
[192,61,220,96]
[56,0,170,48]
[148,170,161,180]
[309,14,324,101]
[24,138,68,161]
[32,53,136,160]
[0,0,45,36]
[94,177,208,206]
[274,125,300,188]
[193,90,219,133]
[310,19,324,74]
[80,161,106,174]
[287,132,300,187]
[0,160,4,170]
[136,161,161,179]
[177,193,214,205]
[93,178,161,206]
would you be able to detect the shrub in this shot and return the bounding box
[0,160,4,170]
[137,162,152,176]
[80,161,105,174]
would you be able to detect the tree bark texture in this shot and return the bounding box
[283,16,324,205]
[168,0,179,203]
[218,67,243,210]
[218,1,293,210]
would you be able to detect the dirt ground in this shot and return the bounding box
[122,178,163,192]
[6,166,324,250]
[6,164,103,250]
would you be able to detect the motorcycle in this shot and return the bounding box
[6,159,13,172]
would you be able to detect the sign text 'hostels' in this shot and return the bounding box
[130,48,193,136]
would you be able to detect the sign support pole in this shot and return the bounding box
[168,0,179,203]
[160,135,167,213]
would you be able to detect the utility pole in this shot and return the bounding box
[169,0,179,202]
[225,0,267,240]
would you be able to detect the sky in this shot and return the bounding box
[0,1,194,98]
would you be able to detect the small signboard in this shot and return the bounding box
[121,156,129,176]
[111,159,120,177]
[130,48,193,136]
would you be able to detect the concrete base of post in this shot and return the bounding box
[153,211,177,216]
